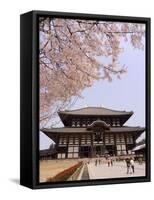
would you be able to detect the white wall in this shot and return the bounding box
[0,0,153,199]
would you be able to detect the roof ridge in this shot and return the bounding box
[59,106,132,113]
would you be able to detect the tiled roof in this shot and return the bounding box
[42,126,145,134]
[58,107,133,116]
[132,144,146,151]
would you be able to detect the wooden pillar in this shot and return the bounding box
[114,134,117,156]
[91,133,94,158]
[54,134,59,159]
[66,134,69,159]
[132,135,136,153]
[124,134,128,155]
[79,134,81,158]
[100,133,103,156]
[103,132,106,148]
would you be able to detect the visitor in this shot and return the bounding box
[126,158,131,174]
[107,158,111,167]
[138,157,143,165]
[95,159,98,166]
[111,159,113,166]
[130,157,135,173]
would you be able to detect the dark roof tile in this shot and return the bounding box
[58,107,133,116]
[42,126,145,134]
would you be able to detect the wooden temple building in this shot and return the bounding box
[41,107,145,159]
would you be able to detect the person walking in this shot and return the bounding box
[95,159,98,166]
[126,158,131,174]
[138,157,143,165]
[107,158,111,167]
[130,157,135,173]
[111,159,113,166]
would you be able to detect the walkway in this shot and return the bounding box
[87,161,145,179]
[81,164,90,180]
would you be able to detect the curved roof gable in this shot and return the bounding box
[87,119,110,131]
[58,107,133,116]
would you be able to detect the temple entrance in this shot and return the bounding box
[93,145,108,157]
[79,146,91,158]
[95,146,101,155]
[106,145,115,156]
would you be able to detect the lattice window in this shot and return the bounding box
[68,146,79,158]
[59,136,67,145]
[73,153,78,158]
[68,146,79,153]
[74,136,79,144]
[116,144,126,155]
[126,134,133,144]
[68,153,73,158]
[57,153,66,159]
[81,135,86,144]
[105,134,109,144]
[69,136,74,144]
[109,134,114,144]
[68,146,74,152]
[86,135,91,144]
[116,134,125,144]
[73,146,79,152]
[120,134,125,143]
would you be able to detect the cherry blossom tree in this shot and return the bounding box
[39,17,145,126]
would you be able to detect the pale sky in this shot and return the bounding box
[40,33,145,150]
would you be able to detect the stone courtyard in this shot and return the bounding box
[87,160,145,179]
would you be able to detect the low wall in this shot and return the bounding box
[67,164,84,181]
[46,161,83,182]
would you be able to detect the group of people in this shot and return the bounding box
[86,156,136,175]
[93,157,114,167]
[125,157,135,174]
[107,158,114,167]
[95,158,101,166]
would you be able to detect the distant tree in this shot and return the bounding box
[39,18,145,126]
